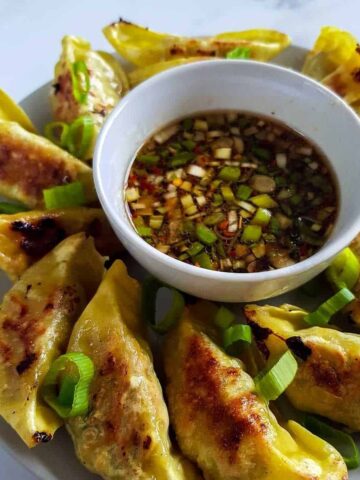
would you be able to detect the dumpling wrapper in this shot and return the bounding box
[103,20,290,67]
[0,233,105,447]
[302,26,360,110]
[0,207,121,280]
[345,233,360,325]
[51,35,129,160]
[66,260,200,480]
[0,88,36,132]
[0,121,96,208]
[164,301,347,480]
[245,303,360,431]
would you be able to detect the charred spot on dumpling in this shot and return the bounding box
[143,435,152,450]
[11,217,66,258]
[247,319,273,342]
[16,352,37,375]
[0,139,76,200]
[184,335,265,458]
[0,339,11,362]
[310,362,342,395]
[52,82,61,94]
[286,336,312,361]
[99,353,117,376]
[32,431,52,444]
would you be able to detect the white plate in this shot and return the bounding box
[0,45,359,479]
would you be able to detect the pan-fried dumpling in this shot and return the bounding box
[245,303,360,431]
[0,233,105,447]
[0,207,121,280]
[164,301,347,480]
[51,36,128,160]
[0,121,96,207]
[103,20,290,67]
[345,234,360,325]
[0,88,36,132]
[66,260,200,480]
[302,26,360,112]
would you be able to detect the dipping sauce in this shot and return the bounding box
[125,112,338,272]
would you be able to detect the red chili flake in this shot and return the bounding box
[127,174,137,186]
[139,179,155,193]
[150,166,162,175]
[197,155,210,166]
[219,220,229,230]
[194,145,203,154]
[230,249,237,258]
[299,245,308,257]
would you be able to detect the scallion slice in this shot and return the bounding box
[141,276,185,334]
[226,47,251,59]
[303,414,360,469]
[215,306,235,329]
[66,115,94,159]
[304,287,355,326]
[223,324,252,351]
[255,350,298,401]
[41,352,94,418]
[327,247,360,290]
[70,60,90,104]
[43,181,85,209]
[0,201,28,214]
[44,121,69,148]
[196,224,217,246]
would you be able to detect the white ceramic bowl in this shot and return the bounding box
[94,60,360,302]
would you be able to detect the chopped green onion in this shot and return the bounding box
[303,414,360,469]
[218,166,241,182]
[290,193,302,206]
[204,212,225,226]
[137,226,153,237]
[215,306,235,329]
[43,181,85,209]
[304,287,355,326]
[223,324,252,351]
[226,47,251,59]
[44,121,69,148]
[196,224,217,245]
[275,176,287,187]
[41,352,94,418]
[250,194,278,208]
[326,248,360,290]
[212,193,223,206]
[252,145,271,160]
[169,151,195,167]
[187,241,204,257]
[182,140,196,151]
[255,350,298,401]
[251,208,272,227]
[182,118,193,130]
[236,184,252,201]
[70,60,90,104]
[0,202,29,214]
[221,185,235,203]
[141,276,185,333]
[269,216,281,235]
[194,252,213,269]
[241,225,262,244]
[66,115,94,159]
[138,154,160,165]
[149,215,163,229]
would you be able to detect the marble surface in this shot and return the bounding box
[0,0,360,478]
